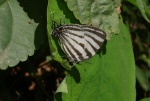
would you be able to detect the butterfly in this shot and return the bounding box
[51,20,106,62]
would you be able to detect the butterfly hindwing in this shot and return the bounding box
[83,25,106,56]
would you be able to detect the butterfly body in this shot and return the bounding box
[52,22,106,62]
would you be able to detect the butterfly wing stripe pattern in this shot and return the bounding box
[59,36,73,59]
[84,40,95,56]
[60,31,86,62]
[63,34,86,57]
[52,22,106,62]
[63,31,84,45]
[60,36,81,61]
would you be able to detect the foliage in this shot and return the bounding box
[0,0,36,69]
[1,0,150,100]
[140,97,150,101]
[47,0,135,101]
[122,0,150,100]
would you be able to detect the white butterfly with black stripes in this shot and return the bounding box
[52,20,106,62]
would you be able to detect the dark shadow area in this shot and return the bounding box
[55,93,62,101]
[17,0,48,50]
[56,0,80,24]
[136,80,147,101]
[0,58,66,101]
[69,66,81,83]
[102,40,107,55]
[34,21,48,49]
[17,0,47,23]
[97,40,107,56]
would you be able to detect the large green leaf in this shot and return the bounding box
[47,0,135,101]
[0,0,37,69]
[55,19,135,101]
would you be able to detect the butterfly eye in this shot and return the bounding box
[59,27,64,32]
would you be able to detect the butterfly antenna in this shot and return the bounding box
[50,12,55,21]
[51,12,55,29]
[60,16,62,25]
[60,15,66,25]
[63,15,66,24]
[50,12,59,28]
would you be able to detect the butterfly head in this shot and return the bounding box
[52,20,65,37]
[52,26,65,37]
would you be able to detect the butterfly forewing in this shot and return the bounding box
[52,23,106,62]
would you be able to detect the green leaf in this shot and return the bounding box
[127,0,150,22]
[0,0,38,69]
[139,54,150,68]
[47,1,135,100]
[126,0,137,6]
[136,65,150,91]
[56,77,68,93]
[54,18,135,101]
[64,0,120,39]
[140,98,150,101]
[136,0,150,22]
